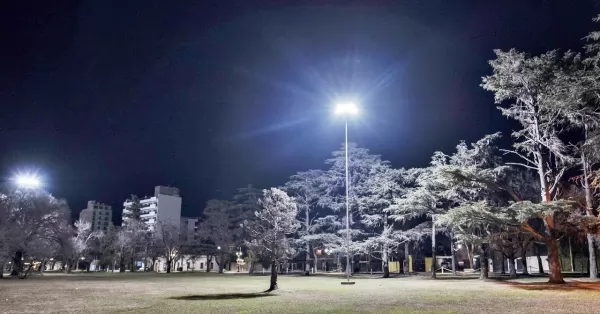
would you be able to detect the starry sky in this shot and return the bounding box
[1,0,599,223]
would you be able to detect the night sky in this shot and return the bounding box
[1,0,599,222]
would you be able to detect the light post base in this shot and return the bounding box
[341,281,355,285]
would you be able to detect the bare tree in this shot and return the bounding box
[155,222,182,273]
[198,200,238,273]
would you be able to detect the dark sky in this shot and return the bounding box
[1,0,599,222]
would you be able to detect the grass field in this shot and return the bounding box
[1,272,599,314]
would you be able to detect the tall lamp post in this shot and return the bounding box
[335,103,358,285]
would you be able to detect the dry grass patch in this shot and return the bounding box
[0,272,599,314]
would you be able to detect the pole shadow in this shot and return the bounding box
[169,292,274,301]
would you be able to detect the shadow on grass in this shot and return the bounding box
[499,281,600,291]
[433,276,480,281]
[169,293,275,301]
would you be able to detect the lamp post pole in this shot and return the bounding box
[334,102,358,285]
[344,120,351,283]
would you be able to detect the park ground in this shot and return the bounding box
[1,272,600,314]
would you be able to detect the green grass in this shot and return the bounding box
[1,272,599,313]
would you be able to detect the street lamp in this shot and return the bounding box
[334,102,358,285]
[14,173,42,189]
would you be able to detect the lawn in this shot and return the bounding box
[1,272,599,314]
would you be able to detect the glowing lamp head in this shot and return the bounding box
[15,174,41,189]
[334,103,359,116]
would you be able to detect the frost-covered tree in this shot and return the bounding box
[98,223,117,270]
[198,199,239,273]
[392,164,451,279]
[284,169,325,275]
[542,20,600,279]
[72,219,102,266]
[1,189,71,277]
[356,163,405,278]
[246,188,300,292]
[482,49,575,283]
[318,143,386,275]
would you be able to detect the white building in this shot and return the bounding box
[79,201,112,232]
[122,186,182,232]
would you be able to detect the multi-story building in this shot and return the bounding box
[122,186,182,232]
[180,217,200,244]
[79,200,112,232]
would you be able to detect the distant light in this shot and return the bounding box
[217,246,221,250]
[457,244,462,249]
[14,173,42,189]
[334,103,359,116]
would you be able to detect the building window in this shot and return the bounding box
[200,263,204,269]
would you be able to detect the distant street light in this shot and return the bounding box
[334,102,359,285]
[217,246,221,250]
[14,173,42,189]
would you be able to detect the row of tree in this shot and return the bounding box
[200,15,600,287]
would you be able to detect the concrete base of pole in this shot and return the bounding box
[341,281,355,285]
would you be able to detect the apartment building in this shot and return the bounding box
[122,186,182,232]
[79,201,112,232]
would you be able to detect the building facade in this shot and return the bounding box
[79,200,112,232]
[180,217,200,244]
[122,186,182,232]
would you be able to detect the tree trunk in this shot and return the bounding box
[546,237,565,284]
[521,249,529,275]
[467,243,474,269]
[535,244,544,274]
[10,251,23,276]
[509,257,517,278]
[305,206,311,276]
[582,150,599,279]
[218,253,224,273]
[267,260,278,292]
[314,250,319,273]
[166,258,172,273]
[431,216,436,279]
[500,253,506,274]
[336,253,342,273]
[382,243,390,278]
[450,233,457,276]
[480,243,489,280]
[404,242,410,274]
[587,234,597,278]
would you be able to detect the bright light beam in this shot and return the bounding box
[334,103,359,116]
[14,174,42,189]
